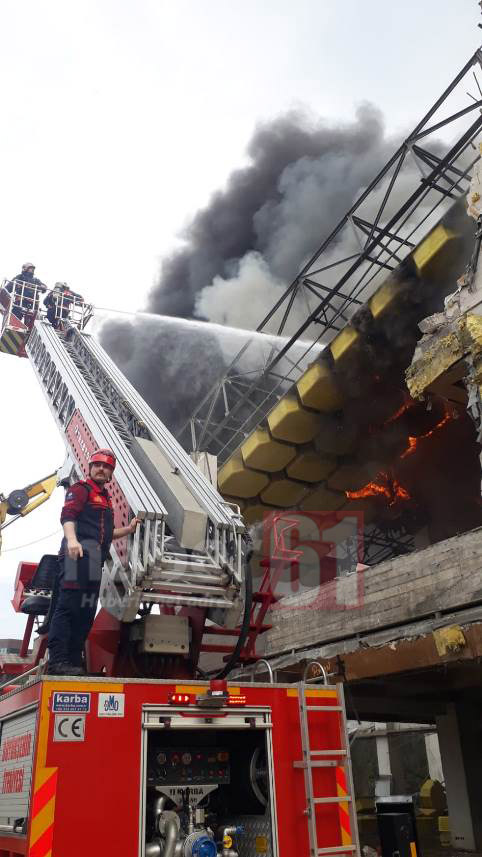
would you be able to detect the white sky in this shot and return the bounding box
[0,0,480,639]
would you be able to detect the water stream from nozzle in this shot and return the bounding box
[93,306,325,355]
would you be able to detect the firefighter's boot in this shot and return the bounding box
[48,662,85,676]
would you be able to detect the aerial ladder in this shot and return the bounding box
[0,281,358,857]
[0,280,250,679]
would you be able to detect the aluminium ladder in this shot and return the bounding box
[294,671,361,857]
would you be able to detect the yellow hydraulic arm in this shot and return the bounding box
[0,472,58,555]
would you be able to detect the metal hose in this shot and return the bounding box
[158,813,180,857]
[162,819,179,857]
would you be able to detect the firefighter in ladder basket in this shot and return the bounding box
[44,281,84,329]
[47,449,139,675]
[5,262,47,325]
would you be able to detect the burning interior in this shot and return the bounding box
[214,197,482,570]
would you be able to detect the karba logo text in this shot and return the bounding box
[57,693,89,705]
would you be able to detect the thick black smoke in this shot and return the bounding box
[101,104,403,434]
[146,103,393,320]
[100,317,226,432]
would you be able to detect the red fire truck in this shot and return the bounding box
[0,283,360,857]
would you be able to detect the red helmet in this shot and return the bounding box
[89,449,116,471]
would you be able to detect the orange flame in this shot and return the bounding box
[346,471,411,506]
[346,400,454,512]
[400,402,453,459]
[383,393,416,426]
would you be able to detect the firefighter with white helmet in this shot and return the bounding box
[47,449,139,675]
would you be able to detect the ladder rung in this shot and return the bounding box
[313,796,352,805]
[313,795,351,803]
[305,705,343,712]
[294,761,337,768]
[318,847,356,854]
[310,750,347,756]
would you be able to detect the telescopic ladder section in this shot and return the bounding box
[294,680,360,857]
[25,319,245,623]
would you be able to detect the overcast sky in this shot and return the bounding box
[0,0,480,639]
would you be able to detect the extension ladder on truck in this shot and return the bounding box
[294,662,361,857]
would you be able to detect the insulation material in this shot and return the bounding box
[406,324,465,400]
[407,313,482,401]
[463,313,482,360]
[432,625,466,656]
[466,144,482,220]
[241,428,296,473]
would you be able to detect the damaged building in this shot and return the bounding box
[183,49,482,853]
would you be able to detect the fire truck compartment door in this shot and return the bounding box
[0,706,37,825]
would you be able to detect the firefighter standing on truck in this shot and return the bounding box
[47,449,138,676]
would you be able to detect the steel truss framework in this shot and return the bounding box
[182,49,482,467]
[362,525,415,566]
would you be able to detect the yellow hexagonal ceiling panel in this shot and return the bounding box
[329,325,359,365]
[297,361,344,413]
[241,428,296,472]
[260,478,309,508]
[286,450,337,483]
[300,485,346,512]
[268,396,320,443]
[412,224,458,279]
[242,503,272,525]
[218,455,270,499]
[314,417,358,456]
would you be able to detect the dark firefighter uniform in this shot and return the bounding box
[47,478,114,669]
[43,285,83,329]
[6,270,46,322]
